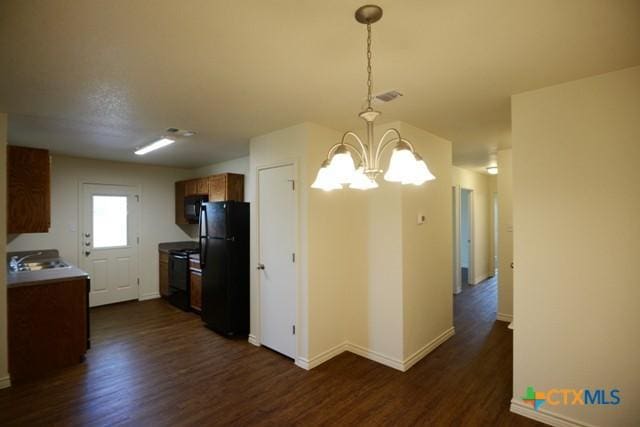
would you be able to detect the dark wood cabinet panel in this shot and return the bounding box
[7,145,51,233]
[226,173,244,202]
[175,173,244,225]
[175,181,188,225]
[159,252,169,298]
[208,175,226,202]
[189,271,202,312]
[8,278,88,382]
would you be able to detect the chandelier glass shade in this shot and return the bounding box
[311,5,436,192]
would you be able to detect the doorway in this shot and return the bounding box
[80,184,140,307]
[257,163,297,359]
[460,188,474,288]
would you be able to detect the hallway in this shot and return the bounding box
[0,278,539,426]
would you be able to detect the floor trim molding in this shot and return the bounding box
[346,342,405,371]
[402,326,455,371]
[496,312,513,323]
[510,398,596,427]
[294,327,455,372]
[296,342,348,370]
[139,292,160,301]
[248,334,260,347]
[0,375,11,390]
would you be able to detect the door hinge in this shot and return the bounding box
[292,325,296,335]
[135,195,140,202]
[288,179,295,191]
[137,237,140,244]
[292,253,295,263]
[137,278,140,286]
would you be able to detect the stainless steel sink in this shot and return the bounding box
[18,260,71,272]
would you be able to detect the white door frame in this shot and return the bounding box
[452,186,461,294]
[253,160,300,363]
[460,187,475,285]
[79,182,142,302]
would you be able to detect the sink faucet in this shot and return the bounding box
[9,252,43,272]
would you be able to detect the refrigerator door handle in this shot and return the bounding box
[199,205,207,268]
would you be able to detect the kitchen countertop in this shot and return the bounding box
[7,250,89,288]
[158,241,199,253]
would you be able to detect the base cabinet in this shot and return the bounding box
[190,270,202,312]
[8,278,88,382]
[159,251,169,297]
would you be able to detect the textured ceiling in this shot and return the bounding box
[1,1,639,171]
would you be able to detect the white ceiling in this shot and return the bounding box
[1,1,639,172]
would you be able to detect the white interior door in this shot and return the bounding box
[81,184,140,307]
[258,164,296,358]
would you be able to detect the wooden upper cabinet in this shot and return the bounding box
[175,173,244,225]
[175,181,188,225]
[184,178,209,197]
[7,146,51,234]
[209,173,244,202]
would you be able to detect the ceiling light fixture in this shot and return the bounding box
[486,166,498,175]
[312,5,435,191]
[134,137,175,155]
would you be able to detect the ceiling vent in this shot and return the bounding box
[375,90,403,103]
[166,128,196,137]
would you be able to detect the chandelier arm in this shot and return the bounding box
[327,142,366,165]
[341,132,369,166]
[374,128,403,168]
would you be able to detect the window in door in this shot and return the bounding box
[93,195,128,248]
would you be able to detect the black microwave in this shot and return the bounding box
[184,195,208,224]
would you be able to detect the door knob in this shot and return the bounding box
[257,263,265,270]
[85,241,91,247]
[85,251,91,257]
[84,233,91,238]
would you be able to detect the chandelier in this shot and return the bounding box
[312,5,435,191]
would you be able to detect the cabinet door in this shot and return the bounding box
[190,270,202,312]
[196,178,209,195]
[8,146,51,233]
[159,252,169,297]
[208,175,227,202]
[175,181,188,225]
[225,174,245,202]
[184,180,198,196]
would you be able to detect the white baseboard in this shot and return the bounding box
[139,292,160,301]
[496,312,513,323]
[510,398,596,427]
[402,327,455,371]
[346,342,405,371]
[248,334,260,347]
[296,341,348,370]
[0,375,11,389]
[291,328,454,372]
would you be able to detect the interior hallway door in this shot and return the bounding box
[80,184,140,307]
[258,164,296,359]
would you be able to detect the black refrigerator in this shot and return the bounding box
[199,201,250,336]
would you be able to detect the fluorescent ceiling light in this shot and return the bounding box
[486,166,498,175]
[134,138,175,155]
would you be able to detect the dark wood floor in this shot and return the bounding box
[0,277,541,426]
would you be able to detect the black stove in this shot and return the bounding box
[168,247,199,311]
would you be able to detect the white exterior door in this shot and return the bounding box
[81,184,140,307]
[258,164,296,358]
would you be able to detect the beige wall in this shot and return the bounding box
[400,122,453,362]
[0,114,9,388]
[497,149,513,321]
[249,121,453,371]
[7,155,195,299]
[511,66,640,425]
[452,167,493,285]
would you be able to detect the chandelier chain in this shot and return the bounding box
[366,23,373,111]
